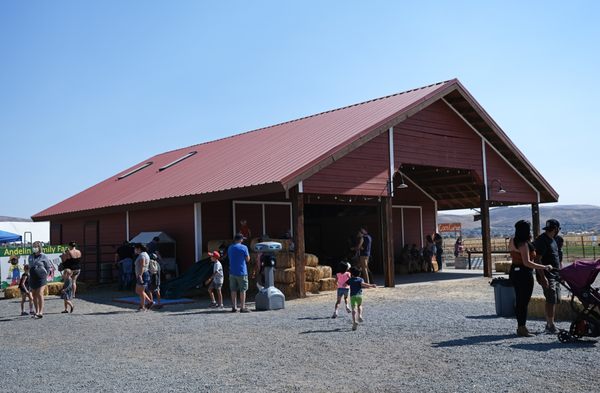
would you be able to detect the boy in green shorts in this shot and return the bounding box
[346,267,376,331]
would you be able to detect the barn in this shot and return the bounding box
[32,79,558,296]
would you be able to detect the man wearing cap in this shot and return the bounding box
[227,233,251,313]
[533,219,562,334]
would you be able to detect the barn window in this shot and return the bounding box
[159,151,197,171]
[117,162,153,180]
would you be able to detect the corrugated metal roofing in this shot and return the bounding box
[33,78,557,219]
[34,80,455,218]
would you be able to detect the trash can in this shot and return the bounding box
[489,277,515,317]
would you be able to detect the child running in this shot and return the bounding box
[332,261,352,318]
[346,267,376,330]
[19,265,34,316]
[205,251,224,309]
[60,269,74,313]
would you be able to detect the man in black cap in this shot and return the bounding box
[533,219,562,334]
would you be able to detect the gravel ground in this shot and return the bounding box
[0,271,597,393]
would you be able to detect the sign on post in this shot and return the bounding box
[438,223,462,233]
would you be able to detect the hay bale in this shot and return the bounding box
[277,282,297,299]
[527,295,581,321]
[207,239,232,253]
[316,265,332,279]
[4,285,20,299]
[47,282,63,296]
[304,253,318,267]
[495,261,511,274]
[274,268,296,284]
[304,266,320,282]
[319,278,337,292]
[276,252,295,269]
[304,281,320,294]
[2,281,86,299]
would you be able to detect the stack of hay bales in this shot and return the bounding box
[251,247,335,297]
[211,237,336,298]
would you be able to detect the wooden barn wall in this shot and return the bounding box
[202,200,233,250]
[303,133,390,196]
[129,204,195,270]
[51,213,126,246]
[49,212,126,282]
[393,100,483,175]
[485,144,538,203]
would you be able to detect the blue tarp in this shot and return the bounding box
[0,230,22,243]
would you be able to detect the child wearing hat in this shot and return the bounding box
[205,251,224,309]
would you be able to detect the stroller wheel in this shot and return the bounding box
[558,329,574,343]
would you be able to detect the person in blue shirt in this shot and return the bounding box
[227,233,251,313]
[345,267,376,331]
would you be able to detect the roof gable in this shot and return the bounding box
[33,78,557,220]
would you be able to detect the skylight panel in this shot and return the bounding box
[158,151,197,171]
[117,162,153,180]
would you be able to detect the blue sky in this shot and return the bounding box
[1,1,599,219]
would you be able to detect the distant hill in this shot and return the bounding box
[438,205,600,237]
[0,216,32,222]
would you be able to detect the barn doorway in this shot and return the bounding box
[304,203,382,272]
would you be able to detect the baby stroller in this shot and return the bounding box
[554,259,600,343]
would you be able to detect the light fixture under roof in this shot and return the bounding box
[397,171,409,189]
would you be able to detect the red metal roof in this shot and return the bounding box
[32,79,557,219]
[34,80,456,218]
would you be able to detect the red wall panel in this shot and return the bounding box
[485,144,538,203]
[303,133,390,196]
[129,204,195,270]
[202,200,233,250]
[394,100,483,177]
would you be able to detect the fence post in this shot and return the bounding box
[581,236,585,259]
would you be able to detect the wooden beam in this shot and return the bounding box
[380,196,395,287]
[480,187,492,277]
[291,186,306,298]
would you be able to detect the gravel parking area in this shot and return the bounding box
[1,271,597,393]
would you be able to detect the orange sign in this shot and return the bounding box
[438,223,461,232]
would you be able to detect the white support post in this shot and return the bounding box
[194,202,202,261]
[125,211,130,241]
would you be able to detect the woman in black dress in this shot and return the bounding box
[509,220,553,337]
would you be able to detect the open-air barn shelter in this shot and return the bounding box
[33,79,558,296]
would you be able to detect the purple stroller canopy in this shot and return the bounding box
[559,259,600,294]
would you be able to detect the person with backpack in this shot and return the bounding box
[133,243,152,312]
[146,253,162,309]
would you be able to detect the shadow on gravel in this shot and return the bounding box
[432,334,514,347]
[510,340,597,351]
[0,317,20,323]
[465,315,499,320]
[85,310,134,316]
[297,316,333,321]
[299,328,346,334]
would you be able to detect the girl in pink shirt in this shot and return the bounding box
[332,262,352,318]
